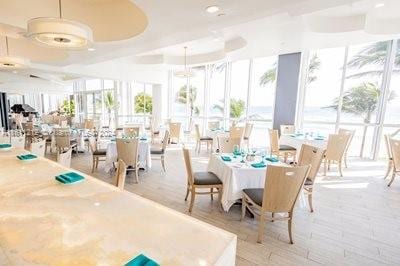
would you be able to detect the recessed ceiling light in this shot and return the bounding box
[206,5,220,13]
[88,47,96,51]
[374,3,384,8]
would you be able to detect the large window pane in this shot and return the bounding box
[303,48,344,123]
[173,76,187,116]
[209,63,226,118]
[384,40,400,124]
[189,67,205,117]
[230,60,249,119]
[249,57,277,120]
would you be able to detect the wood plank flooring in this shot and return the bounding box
[60,143,400,265]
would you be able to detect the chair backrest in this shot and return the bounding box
[116,138,139,167]
[297,144,325,183]
[389,138,400,171]
[280,125,295,135]
[182,147,194,186]
[10,136,25,148]
[218,137,241,153]
[262,164,310,213]
[88,137,98,153]
[55,134,71,150]
[384,134,392,159]
[57,149,72,167]
[268,129,280,153]
[162,130,170,151]
[30,140,46,157]
[325,134,351,161]
[84,119,95,130]
[243,123,253,139]
[230,126,244,139]
[194,124,201,140]
[338,128,355,152]
[115,128,124,138]
[169,122,181,141]
[124,127,140,138]
[113,159,127,190]
[208,121,220,130]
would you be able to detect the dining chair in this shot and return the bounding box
[84,119,95,130]
[241,164,310,244]
[182,147,223,213]
[297,144,325,212]
[30,139,46,157]
[89,137,107,173]
[115,127,124,138]
[208,121,220,131]
[149,117,160,144]
[280,125,296,135]
[112,159,127,190]
[383,134,393,179]
[169,122,181,144]
[323,134,351,177]
[242,123,254,149]
[388,138,400,187]
[338,128,356,168]
[194,124,213,153]
[268,129,296,163]
[124,127,140,138]
[11,136,26,149]
[57,148,72,168]
[55,132,78,154]
[218,136,241,153]
[230,126,245,139]
[116,138,140,183]
[151,130,170,172]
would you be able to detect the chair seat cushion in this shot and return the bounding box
[193,172,222,185]
[279,145,296,151]
[150,148,164,155]
[200,136,213,141]
[153,131,160,135]
[243,188,264,206]
[304,178,313,186]
[93,149,107,156]
[243,137,249,140]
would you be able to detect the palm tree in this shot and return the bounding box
[104,91,116,127]
[177,85,200,128]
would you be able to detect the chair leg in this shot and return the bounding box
[184,183,190,201]
[91,157,95,173]
[344,153,348,168]
[284,153,288,163]
[241,195,246,220]
[338,160,343,177]
[161,155,166,172]
[323,159,327,176]
[257,212,266,244]
[195,141,199,153]
[388,171,396,187]
[218,188,222,211]
[210,188,214,200]
[189,188,196,213]
[307,190,314,212]
[288,213,294,244]
[135,169,139,183]
[95,157,99,169]
[384,160,393,179]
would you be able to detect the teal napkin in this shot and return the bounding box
[0,143,11,149]
[55,172,84,184]
[265,157,279,163]
[125,254,159,266]
[140,138,147,141]
[17,154,37,160]
[314,137,325,140]
[220,156,232,162]
[251,162,266,168]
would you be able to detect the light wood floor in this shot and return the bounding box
[52,143,400,265]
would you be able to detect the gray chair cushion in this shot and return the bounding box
[243,188,264,206]
[200,136,213,141]
[193,172,222,185]
[93,149,107,156]
[150,148,164,155]
[279,145,296,151]
[304,178,313,186]
[243,137,249,140]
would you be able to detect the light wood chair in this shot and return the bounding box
[10,136,26,148]
[208,121,220,130]
[323,134,351,177]
[149,117,160,144]
[241,164,310,244]
[116,138,140,183]
[297,144,325,212]
[338,128,356,168]
[88,137,107,173]
[30,140,46,157]
[268,129,296,163]
[280,125,295,135]
[169,122,181,144]
[55,133,78,154]
[230,126,245,139]
[242,123,254,149]
[383,134,393,179]
[84,119,95,130]
[218,136,241,153]
[388,138,400,187]
[194,124,213,153]
[57,148,72,168]
[151,130,170,172]
[123,127,140,138]
[182,147,223,213]
[112,159,127,190]
[115,127,124,138]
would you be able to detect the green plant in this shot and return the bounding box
[134,92,153,114]
[177,85,200,127]
[104,91,117,126]
[60,99,75,116]
[213,98,245,118]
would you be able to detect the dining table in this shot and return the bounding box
[205,129,230,151]
[279,133,328,151]
[0,148,237,265]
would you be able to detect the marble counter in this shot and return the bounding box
[0,148,236,265]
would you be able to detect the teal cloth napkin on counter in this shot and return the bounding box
[251,162,266,168]
[265,157,279,163]
[139,138,147,141]
[313,137,325,140]
[125,254,159,266]
[220,155,232,162]
[55,172,85,184]
[17,154,37,160]
[0,143,12,149]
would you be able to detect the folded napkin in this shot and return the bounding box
[17,154,37,160]
[0,143,12,149]
[313,137,325,140]
[251,162,266,168]
[125,254,159,266]
[220,155,232,162]
[265,157,279,163]
[139,138,147,141]
[55,172,85,184]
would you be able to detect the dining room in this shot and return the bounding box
[1,0,400,265]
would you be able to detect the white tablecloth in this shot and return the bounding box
[103,140,151,172]
[280,134,327,151]
[208,154,284,211]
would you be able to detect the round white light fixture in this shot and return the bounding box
[374,3,385,8]
[0,37,30,70]
[206,5,220,13]
[174,47,195,78]
[88,47,96,51]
